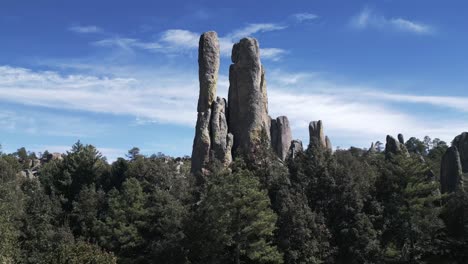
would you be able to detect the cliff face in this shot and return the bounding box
[440,132,468,193]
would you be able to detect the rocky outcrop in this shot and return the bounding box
[197,31,220,112]
[191,32,222,177]
[368,142,377,154]
[398,133,405,145]
[325,136,332,152]
[452,132,468,173]
[289,140,303,159]
[228,37,270,156]
[440,146,463,193]
[210,97,233,165]
[270,116,292,160]
[308,120,332,152]
[191,110,212,176]
[385,135,409,158]
[309,121,326,147]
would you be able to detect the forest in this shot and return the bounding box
[0,134,467,264]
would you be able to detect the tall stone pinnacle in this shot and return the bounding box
[197,31,220,112]
[191,32,220,177]
[309,120,326,147]
[228,37,270,156]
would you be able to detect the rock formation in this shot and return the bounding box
[397,133,405,145]
[197,31,220,112]
[228,37,270,156]
[191,32,223,177]
[452,132,468,172]
[308,120,332,152]
[270,116,292,160]
[289,140,303,159]
[385,134,409,158]
[440,146,463,193]
[368,142,377,154]
[191,110,212,176]
[309,121,326,147]
[210,97,233,166]
[325,136,332,152]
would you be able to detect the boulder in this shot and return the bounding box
[270,116,292,160]
[197,31,220,112]
[289,140,303,159]
[452,132,468,173]
[228,37,270,155]
[210,97,233,165]
[440,146,463,193]
[309,120,326,147]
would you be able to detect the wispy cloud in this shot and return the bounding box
[92,23,288,60]
[292,13,319,22]
[1,64,467,149]
[69,25,103,34]
[350,7,434,35]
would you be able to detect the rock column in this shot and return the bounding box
[228,37,270,156]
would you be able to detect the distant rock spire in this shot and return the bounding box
[270,116,292,160]
[228,37,270,156]
[440,146,463,193]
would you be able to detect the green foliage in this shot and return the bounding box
[47,240,117,264]
[0,157,23,263]
[189,163,282,264]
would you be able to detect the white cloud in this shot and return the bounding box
[160,29,200,49]
[69,25,102,33]
[292,13,319,22]
[93,23,287,60]
[350,7,433,35]
[260,48,288,61]
[226,23,287,40]
[1,65,467,150]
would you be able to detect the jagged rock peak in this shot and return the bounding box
[397,133,405,144]
[385,135,409,158]
[270,116,292,160]
[440,146,463,193]
[210,97,233,166]
[228,37,270,156]
[368,142,377,154]
[452,132,468,173]
[309,120,326,147]
[289,140,303,159]
[197,31,220,112]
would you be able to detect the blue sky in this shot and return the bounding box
[1,0,468,161]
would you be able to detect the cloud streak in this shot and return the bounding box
[0,65,467,149]
[69,25,103,34]
[92,23,288,60]
[350,7,434,35]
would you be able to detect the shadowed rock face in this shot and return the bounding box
[228,37,270,155]
[325,136,332,152]
[398,133,405,145]
[210,97,233,165]
[385,135,409,158]
[270,116,292,160]
[452,132,468,173]
[197,31,220,112]
[289,140,303,159]
[309,120,326,147]
[440,146,463,193]
[191,110,212,177]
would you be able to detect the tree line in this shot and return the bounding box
[0,136,467,263]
